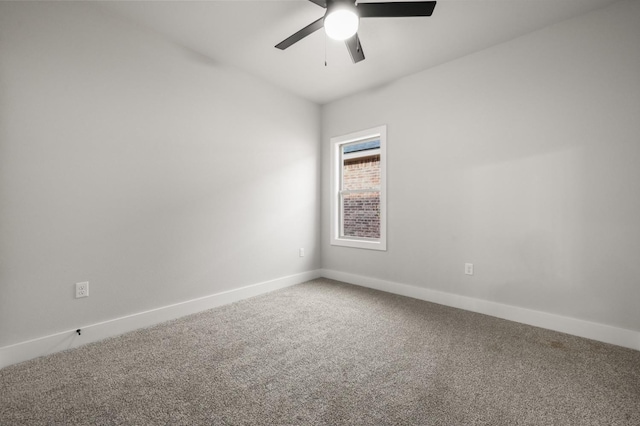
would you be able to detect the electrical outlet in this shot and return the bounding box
[299,248,305,257]
[465,263,474,275]
[76,282,89,298]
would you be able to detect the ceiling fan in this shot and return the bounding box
[275,0,437,64]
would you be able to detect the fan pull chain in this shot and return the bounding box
[324,33,327,66]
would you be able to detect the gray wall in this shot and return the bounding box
[0,2,321,347]
[322,0,640,332]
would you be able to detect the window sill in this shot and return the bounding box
[330,237,387,251]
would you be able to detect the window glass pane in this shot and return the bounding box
[342,154,380,191]
[341,191,380,239]
[343,139,380,154]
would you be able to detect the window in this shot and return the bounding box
[330,125,386,250]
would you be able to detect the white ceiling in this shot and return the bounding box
[99,0,618,105]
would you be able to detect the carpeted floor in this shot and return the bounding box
[1,278,639,425]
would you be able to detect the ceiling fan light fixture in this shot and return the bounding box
[275,0,437,64]
[324,6,359,41]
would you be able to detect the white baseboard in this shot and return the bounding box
[320,269,640,351]
[3,268,636,370]
[0,270,322,369]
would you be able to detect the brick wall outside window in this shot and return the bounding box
[342,155,380,238]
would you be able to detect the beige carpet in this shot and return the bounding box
[1,278,639,425]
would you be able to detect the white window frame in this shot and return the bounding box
[330,125,387,251]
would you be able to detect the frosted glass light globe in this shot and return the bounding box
[324,9,359,41]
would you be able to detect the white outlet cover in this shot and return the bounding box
[465,263,474,275]
[76,281,89,298]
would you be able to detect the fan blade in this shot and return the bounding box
[357,1,436,18]
[307,0,327,7]
[275,17,324,50]
[345,33,365,63]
